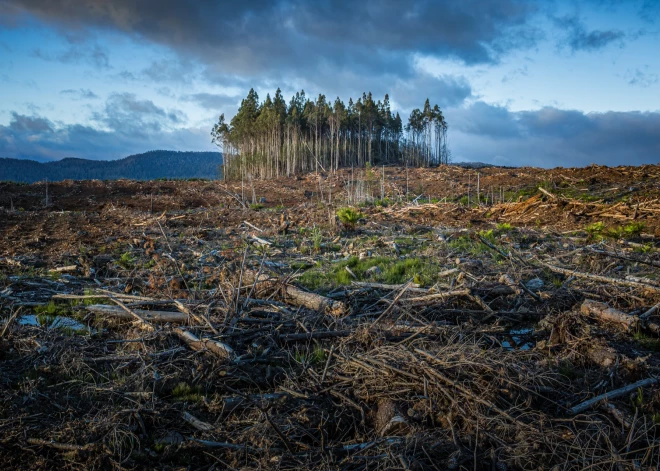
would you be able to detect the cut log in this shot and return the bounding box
[580,300,639,331]
[244,270,346,317]
[86,304,188,323]
[174,328,235,360]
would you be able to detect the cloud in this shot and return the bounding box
[449,102,660,167]
[4,0,541,82]
[390,73,472,111]
[85,93,188,138]
[625,67,659,88]
[554,15,625,52]
[142,59,197,84]
[31,43,110,68]
[182,92,241,111]
[60,88,99,100]
[0,111,213,161]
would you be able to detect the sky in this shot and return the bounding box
[0,0,659,167]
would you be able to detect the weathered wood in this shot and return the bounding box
[174,327,235,360]
[406,289,471,306]
[580,300,639,331]
[86,304,189,323]
[182,411,214,431]
[541,262,660,292]
[244,270,346,317]
[570,377,658,414]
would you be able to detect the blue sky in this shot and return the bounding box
[0,0,658,167]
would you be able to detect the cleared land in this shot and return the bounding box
[1,164,660,470]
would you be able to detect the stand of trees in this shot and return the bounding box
[212,89,449,180]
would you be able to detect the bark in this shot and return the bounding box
[86,304,188,323]
[580,300,639,331]
[243,270,346,317]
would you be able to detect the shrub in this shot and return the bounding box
[337,207,363,231]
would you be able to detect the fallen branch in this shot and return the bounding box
[540,262,660,293]
[86,304,188,323]
[570,377,658,415]
[580,300,639,332]
[244,270,346,317]
[174,327,235,360]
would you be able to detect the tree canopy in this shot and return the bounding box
[212,88,449,180]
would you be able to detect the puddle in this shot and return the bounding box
[18,314,94,334]
[501,327,535,351]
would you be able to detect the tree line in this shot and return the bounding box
[211,88,449,180]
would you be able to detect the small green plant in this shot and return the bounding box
[118,251,135,269]
[635,243,655,254]
[172,382,204,402]
[311,227,323,253]
[250,203,264,211]
[622,222,645,239]
[337,207,363,231]
[585,221,605,237]
[496,222,513,232]
[294,345,325,366]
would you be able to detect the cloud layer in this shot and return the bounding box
[451,103,660,167]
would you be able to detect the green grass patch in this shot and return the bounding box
[171,382,204,402]
[298,256,440,291]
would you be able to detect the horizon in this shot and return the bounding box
[1,1,659,168]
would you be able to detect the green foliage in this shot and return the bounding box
[585,221,605,235]
[294,345,325,366]
[250,203,264,211]
[172,382,204,402]
[336,207,363,231]
[311,227,323,253]
[496,222,513,232]
[118,251,136,269]
[298,255,438,291]
[634,243,655,254]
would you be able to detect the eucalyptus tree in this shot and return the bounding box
[212,88,450,179]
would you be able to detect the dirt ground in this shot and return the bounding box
[1,164,660,470]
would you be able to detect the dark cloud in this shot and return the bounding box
[60,88,99,100]
[0,111,212,161]
[450,102,660,167]
[182,93,241,111]
[554,15,625,52]
[3,0,541,81]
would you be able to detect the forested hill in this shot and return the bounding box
[0,151,223,183]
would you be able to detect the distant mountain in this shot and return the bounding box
[0,150,223,183]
